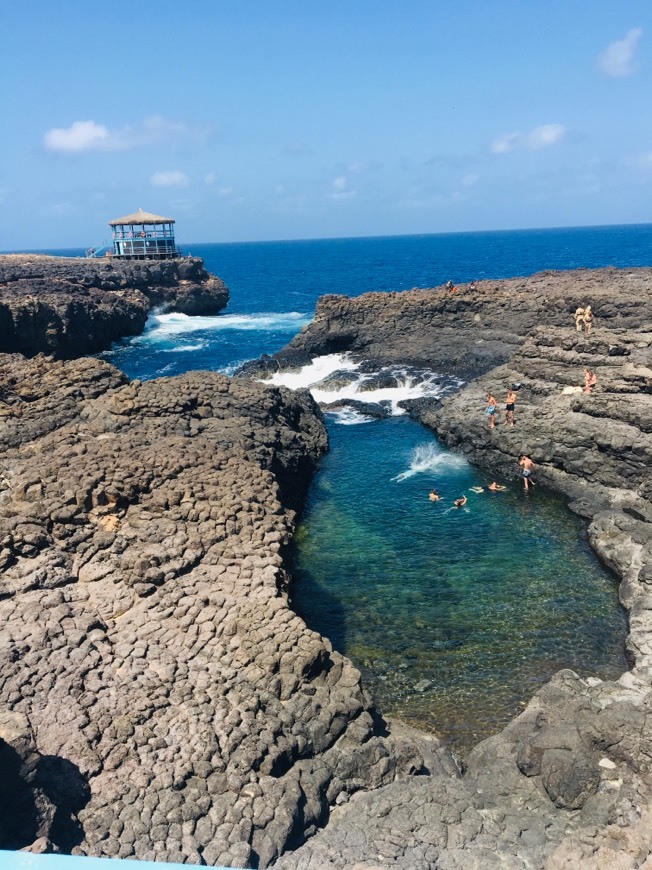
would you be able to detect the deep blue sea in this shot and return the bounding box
[33,224,651,751]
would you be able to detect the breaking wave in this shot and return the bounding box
[262,352,463,420]
[143,310,310,339]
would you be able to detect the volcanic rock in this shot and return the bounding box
[0,353,452,866]
[0,255,229,358]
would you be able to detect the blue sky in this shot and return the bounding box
[1,1,650,249]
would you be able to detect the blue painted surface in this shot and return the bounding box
[0,853,228,870]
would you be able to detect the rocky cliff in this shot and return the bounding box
[0,353,453,865]
[3,264,652,868]
[0,255,229,358]
[272,268,652,377]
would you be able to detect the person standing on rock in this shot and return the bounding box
[485,392,497,429]
[583,305,594,335]
[574,305,585,332]
[504,387,517,426]
[519,455,535,491]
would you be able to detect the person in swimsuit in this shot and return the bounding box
[485,392,497,429]
[583,305,593,335]
[429,490,441,502]
[454,495,467,508]
[505,388,517,426]
[574,306,585,332]
[519,455,535,491]
[583,367,597,393]
[488,481,506,491]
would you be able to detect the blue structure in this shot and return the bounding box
[108,208,181,260]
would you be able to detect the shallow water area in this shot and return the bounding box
[291,416,628,753]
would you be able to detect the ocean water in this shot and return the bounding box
[34,224,650,750]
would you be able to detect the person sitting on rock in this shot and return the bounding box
[429,489,441,502]
[583,367,597,393]
[454,495,467,508]
[488,481,507,491]
[469,281,477,291]
[446,280,456,293]
[574,305,585,332]
[583,305,594,335]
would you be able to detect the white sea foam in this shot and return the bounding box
[392,443,468,482]
[144,310,310,339]
[167,342,206,352]
[263,353,462,420]
[263,353,359,391]
[324,407,376,425]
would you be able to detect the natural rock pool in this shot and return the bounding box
[291,416,628,753]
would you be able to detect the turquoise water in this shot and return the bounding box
[30,226,642,751]
[291,418,627,752]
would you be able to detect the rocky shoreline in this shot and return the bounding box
[0,255,229,358]
[1,264,652,868]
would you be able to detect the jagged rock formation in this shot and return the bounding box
[0,255,229,358]
[270,268,652,377]
[272,273,652,869]
[0,354,454,866]
[2,265,652,868]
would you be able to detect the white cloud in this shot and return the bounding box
[43,115,194,153]
[150,171,189,188]
[44,121,110,153]
[492,133,520,154]
[626,151,652,171]
[598,28,642,77]
[492,124,567,155]
[528,124,567,149]
[462,173,480,188]
[204,172,217,185]
[284,142,310,156]
[329,176,356,200]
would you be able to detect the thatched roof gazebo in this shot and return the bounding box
[108,208,180,260]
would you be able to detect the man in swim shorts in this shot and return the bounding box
[505,388,517,426]
[519,455,535,491]
[485,392,497,429]
[574,306,585,332]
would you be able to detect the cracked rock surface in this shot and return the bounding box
[0,354,452,866]
[0,254,229,358]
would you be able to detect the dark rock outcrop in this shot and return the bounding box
[0,353,453,867]
[273,268,652,377]
[0,255,229,358]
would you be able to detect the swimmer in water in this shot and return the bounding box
[429,490,441,502]
[488,481,506,491]
[470,486,485,493]
[454,495,467,508]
